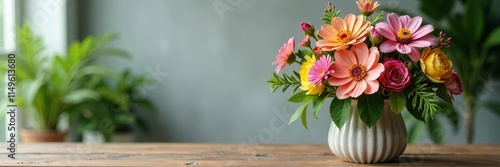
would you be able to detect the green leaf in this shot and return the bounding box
[438,99,459,132]
[389,92,406,115]
[418,0,453,22]
[288,91,317,103]
[289,102,309,125]
[436,86,452,104]
[115,113,136,125]
[312,93,329,119]
[484,101,500,118]
[484,27,500,49]
[63,89,100,104]
[428,117,444,144]
[407,119,425,144]
[463,0,484,42]
[76,66,120,79]
[357,94,384,128]
[19,79,43,106]
[135,117,152,135]
[135,99,157,113]
[330,98,351,129]
[406,97,425,123]
[301,107,308,130]
[297,49,314,60]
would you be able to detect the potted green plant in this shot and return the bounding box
[4,23,129,142]
[385,0,500,144]
[77,69,156,143]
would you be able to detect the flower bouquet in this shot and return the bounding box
[267,0,463,163]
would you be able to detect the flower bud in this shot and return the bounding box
[369,29,383,45]
[444,70,463,95]
[300,22,315,37]
[356,0,380,16]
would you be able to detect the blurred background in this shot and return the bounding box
[0,0,499,144]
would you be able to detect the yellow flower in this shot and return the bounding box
[300,55,325,95]
[419,47,453,83]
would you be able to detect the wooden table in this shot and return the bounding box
[0,143,499,166]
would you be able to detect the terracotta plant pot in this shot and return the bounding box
[20,129,67,142]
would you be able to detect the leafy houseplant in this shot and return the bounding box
[386,0,500,144]
[77,70,156,142]
[6,24,128,141]
[267,1,463,163]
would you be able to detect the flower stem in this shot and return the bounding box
[464,93,476,144]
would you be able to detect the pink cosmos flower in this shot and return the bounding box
[375,13,438,62]
[308,55,333,85]
[272,37,295,73]
[299,35,310,46]
[444,70,462,96]
[328,43,385,99]
[378,59,411,92]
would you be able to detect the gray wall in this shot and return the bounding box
[77,0,500,144]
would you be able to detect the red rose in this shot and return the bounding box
[378,59,411,92]
[444,70,462,95]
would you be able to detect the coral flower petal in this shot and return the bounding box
[364,79,380,94]
[330,62,350,77]
[351,15,364,35]
[331,17,347,32]
[365,47,380,70]
[319,25,338,39]
[328,76,352,86]
[351,80,367,98]
[351,43,369,66]
[365,63,384,80]
[336,81,356,99]
[317,14,372,51]
[335,49,358,67]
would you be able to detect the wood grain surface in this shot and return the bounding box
[0,143,499,166]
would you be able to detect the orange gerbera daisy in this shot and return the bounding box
[328,43,384,99]
[316,14,373,51]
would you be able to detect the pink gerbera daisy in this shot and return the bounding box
[308,55,333,85]
[272,37,295,73]
[375,13,438,62]
[328,43,384,99]
[298,35,310,46]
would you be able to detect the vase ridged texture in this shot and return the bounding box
[328,100,407,163]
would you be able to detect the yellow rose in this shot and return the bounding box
[299,55,325,95]
[419,47,453,83]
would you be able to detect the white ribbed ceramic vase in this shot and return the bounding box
[328,100,407,163]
